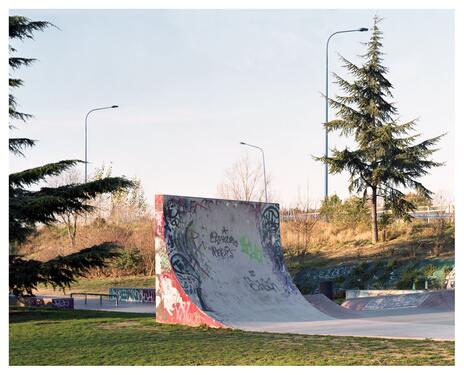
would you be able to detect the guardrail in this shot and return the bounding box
[70,292,119,307]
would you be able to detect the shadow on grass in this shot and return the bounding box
[9,307,152,324]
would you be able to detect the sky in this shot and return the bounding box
[8,9,454,208]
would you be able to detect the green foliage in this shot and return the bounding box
[395,266,423,289]
[319,194,369,229]
[8,15,133,296]
[339,261,397,290]
[422,264,438,279]
[404,191,433,208]
[9,243,119,296]
[315,16,443,243]
[319,194,342,221]
[112,248,143,274]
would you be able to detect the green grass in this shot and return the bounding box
[37,275,155,295]
[9,307,454,365]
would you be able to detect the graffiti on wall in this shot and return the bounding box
[23,296,74,309]
[363,294,429,311]
[209,227,238,260]
[109,288,155,303]
[240,236,263,263]
[243,270,279,292]
[446,268,455,289]
[259,205,298,295]
[155,195,305,327]
[155,195,224,327]
[51,298,74,309]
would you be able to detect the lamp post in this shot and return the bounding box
[240,141,268,203]
[324,27,368,199]
[84,105,119,183]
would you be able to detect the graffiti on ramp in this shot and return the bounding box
[154,195,330,327]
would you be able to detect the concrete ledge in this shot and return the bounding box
[109,288,155,303]
[346,289,426,299]
[16,296,74,309]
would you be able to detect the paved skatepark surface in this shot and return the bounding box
[154,195,455,340]
[72,295,154,314]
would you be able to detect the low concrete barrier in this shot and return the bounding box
[19,296,74,309]
[109,288,155,303]
[342,290,454,311]
[345,289,425,299]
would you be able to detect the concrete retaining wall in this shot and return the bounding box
[109,288,155,303]
[18,296,74,309]
[346,289,425,299]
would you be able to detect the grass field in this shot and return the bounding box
[9,307,454,365]
[36,275,155,296]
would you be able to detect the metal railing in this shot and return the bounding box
[70,292,119,307]
[281,205,454,222]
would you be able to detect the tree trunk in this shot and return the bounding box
[370,186,379,244]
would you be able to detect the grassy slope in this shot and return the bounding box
[9,307,454,366]
[36,275,155,295]
[282,220,454,274]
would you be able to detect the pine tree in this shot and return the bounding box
[317,16,443,243]
[9,16,133,296]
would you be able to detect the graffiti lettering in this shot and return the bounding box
[109,288,155,303]
[51,298,74,309]
[317,266,352,279]
[261,206,280,240]
[210,228,238,247]
[243,275,279,292]
[26,297,44,306]
[210,245,234,259]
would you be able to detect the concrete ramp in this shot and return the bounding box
[154,195,331,327]
[304,294,362,319]
[154,195,454,340]
[342,290,455,311]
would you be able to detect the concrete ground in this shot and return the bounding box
[72,295,454,341]
[73,295,155,314]
[232,308,454,341]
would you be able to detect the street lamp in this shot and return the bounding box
[84,105,119,183]
[240,141,268,203]
[324,27,368,199]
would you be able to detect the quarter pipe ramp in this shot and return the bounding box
[155,195,331,326]
[154,195,454,340]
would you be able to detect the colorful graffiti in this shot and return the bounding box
[51,298,74,309]
[109,288,155,303]
[22,296,74,309]
[446,268,455,289]
[155,195,224,327]
[240,236,263,263]
[154,195,323,328]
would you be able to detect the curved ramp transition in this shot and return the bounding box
[154,195,331,327]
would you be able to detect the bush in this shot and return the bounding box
[395,266,424,289]
[319,195,370,230]
[111,247,143,275]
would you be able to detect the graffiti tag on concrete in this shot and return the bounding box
[240,236,263,263]
[109,288,155,303]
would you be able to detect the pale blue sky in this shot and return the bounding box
[9,9,454,207]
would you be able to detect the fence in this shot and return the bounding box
[281,205,454,222]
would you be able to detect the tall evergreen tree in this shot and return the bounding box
[317,16,443,243]
[9,16,133,296]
